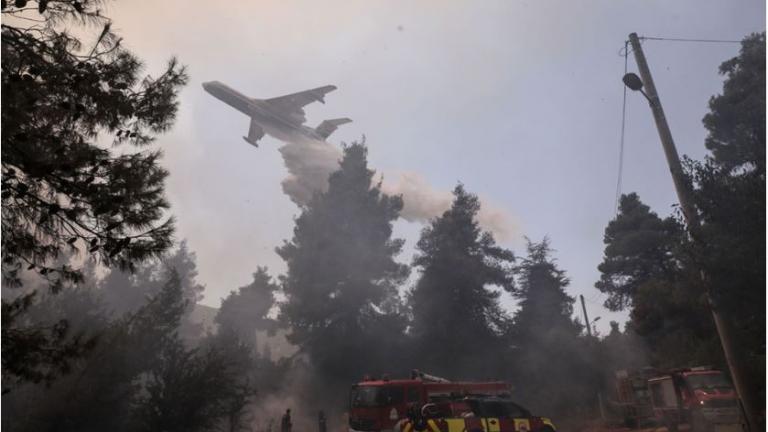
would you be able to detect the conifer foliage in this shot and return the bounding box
[510,239,597,419]
[2,0,187,387]
[408,185,514,376]
[2,1,187,286]
[278,143,409,380]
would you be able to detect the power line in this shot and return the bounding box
[587,291,602,304]
[615,40,629,215]
[640,36,742,44]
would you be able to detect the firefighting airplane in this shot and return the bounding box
[202,81,352,147]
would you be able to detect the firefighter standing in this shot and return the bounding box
[281,409,292,432]
[318,410,327,432]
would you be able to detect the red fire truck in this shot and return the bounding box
[604,366,741,432]
[647,367,740,432]
[348,370,512,432]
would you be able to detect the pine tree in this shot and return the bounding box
[2,1,187,286]
[216,267,279,349]
[702,33,765,174]
[408,184,514,377]
[277,143,409,382]
[1,1,187,386]
[132,334,254,432]
[595,193,684,311]
[595,193,718,368]
[510,238,596,418]
[512,239,580,340]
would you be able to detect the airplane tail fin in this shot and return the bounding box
[315,118,352,140]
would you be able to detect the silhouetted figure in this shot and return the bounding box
[281,409,292,432]
[318,410,327,432]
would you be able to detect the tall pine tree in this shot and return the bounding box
[408,185,514,378]
[510,239,596,419]
[277,143,409,383]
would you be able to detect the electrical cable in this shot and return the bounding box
[640,36,742,44]
[615,40,629,215]
[587,291,602,304]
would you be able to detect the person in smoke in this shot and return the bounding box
[281,409,292,432]
[318,410,327,432]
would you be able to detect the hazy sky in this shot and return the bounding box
[104,0,764,333]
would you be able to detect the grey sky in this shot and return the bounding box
[106,0,764,333]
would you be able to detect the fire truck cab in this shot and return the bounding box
[647,367,741,432]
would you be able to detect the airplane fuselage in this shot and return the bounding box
[202,81,323,142]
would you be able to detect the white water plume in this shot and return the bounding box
[276,136,518,242]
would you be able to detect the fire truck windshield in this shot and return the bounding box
[685,373,732,390]
[350,385,404,407]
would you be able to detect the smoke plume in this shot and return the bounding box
[276,136,518,242]
[379,171,518,242]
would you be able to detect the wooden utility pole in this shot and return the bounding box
[580,295,592,337]
[627,32,757,432]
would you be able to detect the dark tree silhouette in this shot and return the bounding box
[595,193,684,311]
[408,184,514,377]
[595,193,717,368]
[278,142,409,383]
[216,266,279,350]
[510,238,597,419]
[132,333,255,432]
[702,33,765,174]
[1,1,187,387]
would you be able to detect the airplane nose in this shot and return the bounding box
[202,81,212,91]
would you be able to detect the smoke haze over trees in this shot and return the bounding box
[1,2,764,431]
[509,239,599,418]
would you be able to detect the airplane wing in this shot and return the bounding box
[315,118,352,140]
[243,118,265,147]
[264,85,338,117]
